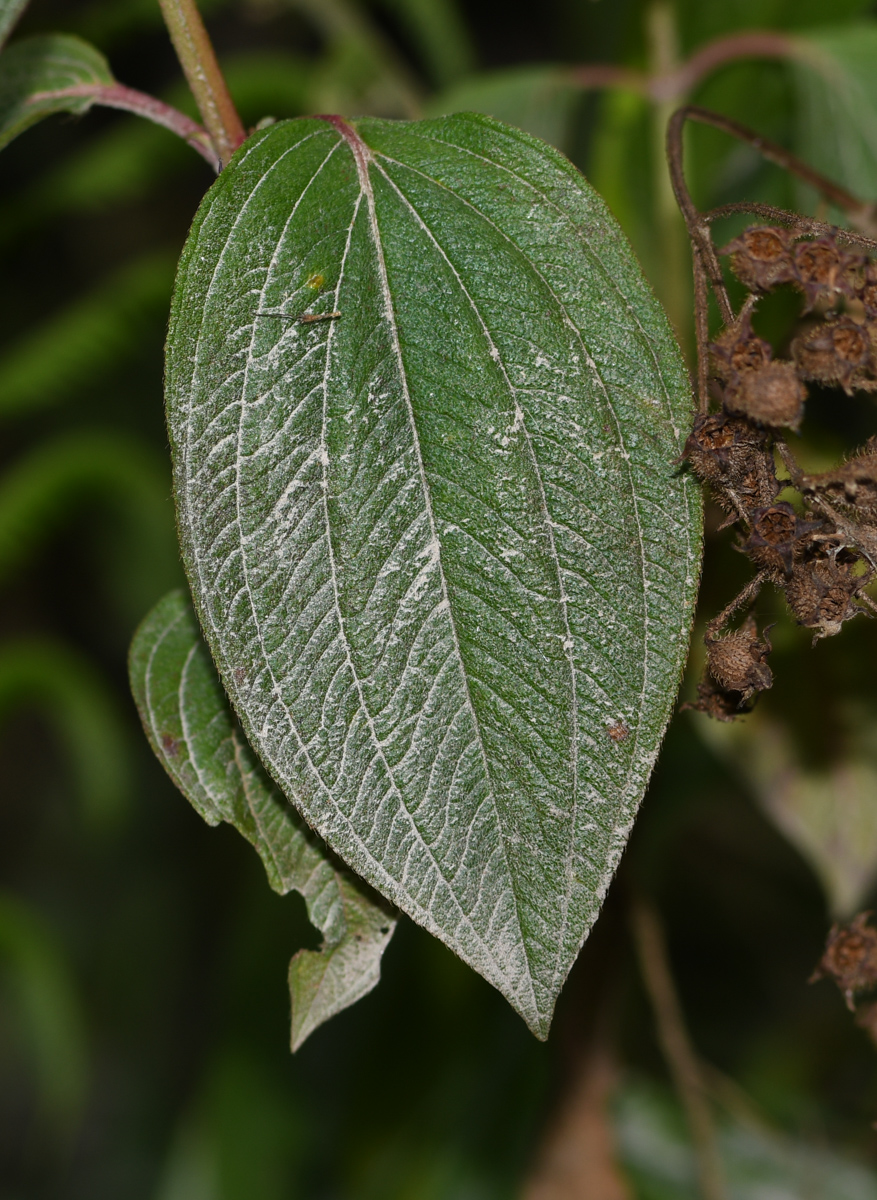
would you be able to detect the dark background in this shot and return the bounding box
[2,1,877,1196]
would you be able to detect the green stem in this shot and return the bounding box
[647,1,691,348]
[157,0,245,166]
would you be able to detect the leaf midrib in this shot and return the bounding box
[327,116,541,1020]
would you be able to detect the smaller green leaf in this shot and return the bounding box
[0,0,29,51]
[0,33,114,152]
[129,591,396,1049]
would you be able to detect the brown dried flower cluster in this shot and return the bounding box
[683,227,877,720]
[811,912,877,1013]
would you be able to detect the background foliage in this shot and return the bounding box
[4,0,877,1196]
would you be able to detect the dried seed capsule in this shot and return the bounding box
[682,677,755,722]
[740,502,824,579]
[784,552,871,642]
[709,314,772,381]
[811,912,877,1010]
[683,413,779,517]
[792,233,861,310]
[718,225,796,293]
[792,317,871,394]
[704,617,773,699]
[859,261,877,318]
[800,437,877,523]
[722,360,807,430]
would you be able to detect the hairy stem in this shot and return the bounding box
[157,0,245,166]
[705,202,877,251]
[631,897,727,1200]
[666,109,734,324]
[706,573,768,637]
[691,247,711,412]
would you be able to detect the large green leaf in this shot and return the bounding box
[129,590,396,1049]
[164,112,701,1036]
[0,33,113,152]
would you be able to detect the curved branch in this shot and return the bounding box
[651,31,797,101]
[29,82,220,171]
[680,105,877,229]
[571,30,802,105]
[666,108,734,323]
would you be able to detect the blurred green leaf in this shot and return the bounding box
[426,66,579,151]
[698,711,877,918]
[675,0,873,56]
[282,0,422,117]
[129,591,397,1050]
[74,0,229,47]
[0,638,130,829]
[588,88,656,289]
[0,33,113,152]
[373,0,475,87]
[615,1076,877,1199]
[791,23,877,211]
[166,112,700,1037]
[0,253,175,417]
[152,1048,305,1200]
[0,0,28,50]
[0,893,88,1132]
[0,430,178,615]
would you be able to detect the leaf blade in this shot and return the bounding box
[128,590,396,1049]
[0,33,114,152]
[165,113,701,1035]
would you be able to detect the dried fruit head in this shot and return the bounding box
[704,616,773,700]
[800,438,877,524]
[709,315,772,381]
[741,502,823,579]
[723,360,806,431]
[792,317,871,394]
[792,234,859,310]
[811,912,877,1010]
[682,413,779,518]
[682,677,755,722]
[719,225,796,293]
[784,552,870,642]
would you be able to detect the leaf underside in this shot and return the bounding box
[129,590,396,1051]
[0,34,113,152]
[165,112,701,1037]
